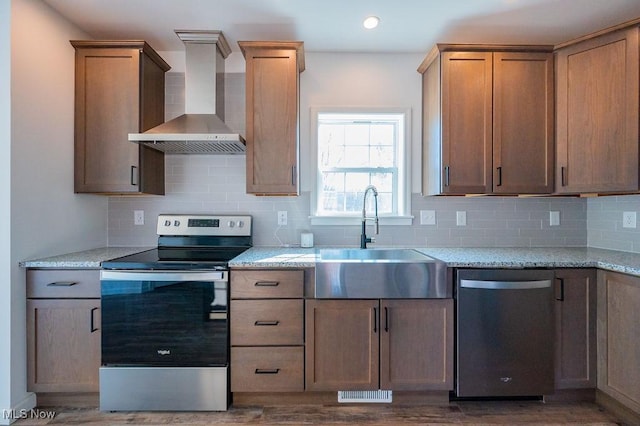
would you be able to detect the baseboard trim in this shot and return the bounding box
[596,389,640,425]
[231,391,450,407]
[35,392,99,408]
[544,388,596,402]
[0,392,36,425]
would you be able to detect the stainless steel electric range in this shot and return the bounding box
[99,214,252,411]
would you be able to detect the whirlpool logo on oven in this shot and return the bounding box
[157,349,171,356]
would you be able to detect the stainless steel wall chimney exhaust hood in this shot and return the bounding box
[129,30,245,154]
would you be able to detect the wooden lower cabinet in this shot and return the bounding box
[305,299,453,391]
[554,269,597,389]
[231,347,304,392]
[305,299,379,390]
[597,270,640,413]
[230,268,305,392]
[380,299,453,390]
[26,269,101,392]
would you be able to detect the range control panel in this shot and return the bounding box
[157,214,252,237]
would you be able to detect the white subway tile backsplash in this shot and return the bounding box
[588,195,640,253]
[106,71,638,252]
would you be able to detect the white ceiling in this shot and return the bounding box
[43,0,640,54]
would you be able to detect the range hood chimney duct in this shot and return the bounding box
[129,30,245,154]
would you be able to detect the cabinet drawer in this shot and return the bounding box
[231,346,304,392]
[231,269,304,298]
[231,299,303,346]
[27,269,100,298]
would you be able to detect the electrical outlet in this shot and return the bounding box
[622,211,637,229]
[277,211,288,226]
[134,210,144,225]
[420,210,436,225]
[549,211,560,226]
[456,211,467,226]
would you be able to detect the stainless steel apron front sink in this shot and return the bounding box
[315,248,449,299]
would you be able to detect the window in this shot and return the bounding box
[310,107,411,225]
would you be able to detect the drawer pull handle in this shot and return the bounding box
[90,307,99,333]
[255,368,280,375]
[373,307,378,333]
[47,281,78,287]
[555,278,565,301]
[255,281,279,287]
[384,306,389,332]
[254,320,280,326]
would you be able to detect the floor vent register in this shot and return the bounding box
[337,390,393,403]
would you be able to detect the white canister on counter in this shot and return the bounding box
[300,232,314,248]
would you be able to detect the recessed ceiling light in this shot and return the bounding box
[363,16,380,30]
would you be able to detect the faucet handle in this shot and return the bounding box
[369,237,376,244]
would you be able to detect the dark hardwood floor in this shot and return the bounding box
[12,400,625,425]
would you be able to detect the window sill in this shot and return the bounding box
[309,215,414,226]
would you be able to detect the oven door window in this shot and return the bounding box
[101,279,227,367]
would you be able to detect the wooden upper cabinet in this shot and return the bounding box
[420,45,554,195]
[71,41,169,194]
[555,27,640,193]
[493,52,554,194]
[441,51,493,194]
[239,41,305,195]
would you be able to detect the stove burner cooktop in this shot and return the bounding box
[101,214,252,270]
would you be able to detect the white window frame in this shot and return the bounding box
[310,106,412,226]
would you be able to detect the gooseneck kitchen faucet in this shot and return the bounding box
[360,185,379,249]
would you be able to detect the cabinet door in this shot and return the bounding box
[554,269,596,389]
[441,51,493,194]
[74,48,142,193]
[597,270,640,413]
[73,44,166,195]
[556,27,639,193]
[27,299,101,392]
[305,300,379,391]
[493,52,554,194]
[244,44,300,195]
[380,299,453,391]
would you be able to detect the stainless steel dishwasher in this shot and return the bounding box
[456,269,555,398]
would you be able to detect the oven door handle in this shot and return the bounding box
[100,270,227,282]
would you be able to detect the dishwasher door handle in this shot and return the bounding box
[460,279,551,290]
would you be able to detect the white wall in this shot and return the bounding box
[299,52,424,193]
[1,1,12,423]
[5,1,106,420]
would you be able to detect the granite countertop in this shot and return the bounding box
[21,245,640,278]
[231,246,640,278]
[20,247,152,269]
[229,247,319,268]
